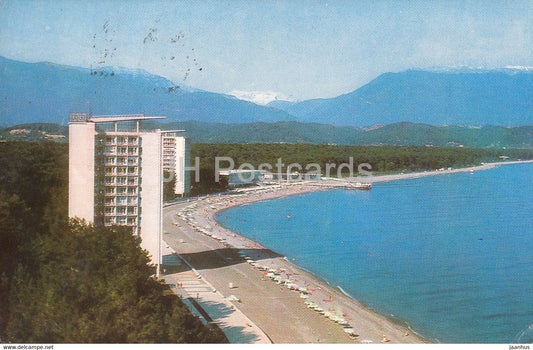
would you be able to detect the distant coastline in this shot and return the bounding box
[352,160,533,184]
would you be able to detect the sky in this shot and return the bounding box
[0,0,532,103]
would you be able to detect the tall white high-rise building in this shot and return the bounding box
[68,113,185,270]
[162,133,191,197]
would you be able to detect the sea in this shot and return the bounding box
[216,163,533,343]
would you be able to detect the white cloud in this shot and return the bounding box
[227,90,296,105]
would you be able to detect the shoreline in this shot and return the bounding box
[207,186,429,343]
[163,160,533,343]
[350,159,533,184]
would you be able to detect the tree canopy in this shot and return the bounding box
[0,142,227,343]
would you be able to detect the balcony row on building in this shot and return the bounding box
[103,156,139,166]
[101,146,139,156]
[102,135,139,146]
[104,216,138,227]
[103,166,139,176]
[103,186,139,195]
[104,206,138,216]
[104,196,138,206]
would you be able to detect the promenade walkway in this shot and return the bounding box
[161,247,271,344]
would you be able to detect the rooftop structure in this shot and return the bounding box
[70,113,165,123]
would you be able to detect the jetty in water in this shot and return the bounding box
[318,177,372,190]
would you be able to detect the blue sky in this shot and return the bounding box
[1,0,532,102]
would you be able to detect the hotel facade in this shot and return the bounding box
[68,113,188,268]
[162,133,191,197]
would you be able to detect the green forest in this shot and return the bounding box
[190,143,533,193]
[0,142,227,343]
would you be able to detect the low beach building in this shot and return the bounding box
[219,169,267,187]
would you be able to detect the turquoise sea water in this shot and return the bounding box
[216,163,533,343]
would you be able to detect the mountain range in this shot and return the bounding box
[1,56,532,127]
[0,56,294,127]
[268,69,533,126]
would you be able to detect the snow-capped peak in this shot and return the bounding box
[227,90,296,105]
[422,66,533,74]
[504,65,533,71]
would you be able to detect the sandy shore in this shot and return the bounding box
[162,160,533,343]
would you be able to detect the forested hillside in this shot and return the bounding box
[0,142,227,343]
[2,121,533,149]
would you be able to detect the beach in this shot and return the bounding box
[161,160,533,343]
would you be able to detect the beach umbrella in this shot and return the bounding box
[287,283,298,290]
[228,295,240,302]
[343,328,358,338]
[336,317,349,326]
[315,307,324,314]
